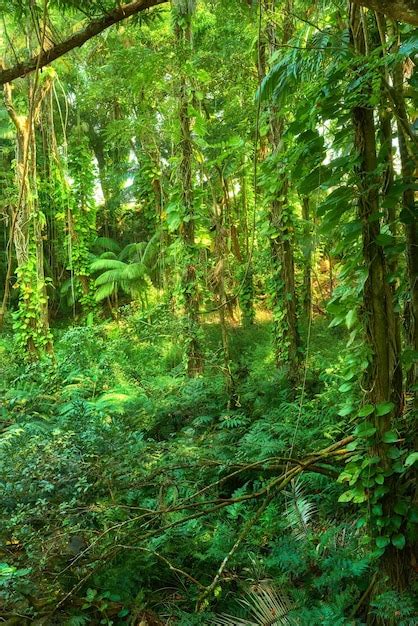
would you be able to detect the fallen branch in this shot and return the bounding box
[196,492,275,610]
[116,545,206,588]
[47,435,353,614]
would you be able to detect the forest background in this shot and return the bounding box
[0,0,417,624]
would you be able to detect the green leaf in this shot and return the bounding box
[391,533,405,550]
[338,490,354,503]
[394,501,408,516]
[372,504,383,516]
[338,404,354,417]
[355,422,376,438]
[299,165,329,196]
[345,309,357,330]
[358,404,374,417]
[375,402,394,417]
[374,485,389,499]
[386,446,402,459]
[405,452,418,467]
[376,233,395,246]
[353,491,367,503]
[375,536,390,549]
[346,440,359,451]
[86,588,97,602]
[382,430,399,443]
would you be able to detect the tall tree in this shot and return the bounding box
[2,73,53,356]
[262,0,301,383]
[173,0,203,376]
[349,2,407,589]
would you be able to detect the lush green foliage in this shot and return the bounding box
[2,314,415,624]
[0,0,417,624]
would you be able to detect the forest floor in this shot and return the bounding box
[1,308,416,624]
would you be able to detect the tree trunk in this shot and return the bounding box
[213,197,236,406]
[392,64,418,394]
[302,196,312,322]
[376,35,403,416]
[350,2,407,591]
[2,78,52,357]
[264,0,301,383]
[175,12,203,377]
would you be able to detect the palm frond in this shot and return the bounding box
[121,262,146,281]
[283,478,316,541]
[94,236,122,254]
[90,259,127,273]
[119,242,147,262]
[95,269,126,286]
[94,282,116,302]
[97,251,118,260]
[213,584,292,626]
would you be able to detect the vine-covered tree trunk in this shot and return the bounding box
[264,0,301,382]
[67,132,97,317]
[377,50,403,414]
[350,3,408,591]
[237,170,255,326]
[2,78,53,357]
[269,177,301,380]
[302,196,312,322]
[392,64,418,393]
[212,195,236,406]
[174,0,203,377]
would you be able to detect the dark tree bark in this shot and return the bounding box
[352,0,418,26]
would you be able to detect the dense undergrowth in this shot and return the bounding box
[1,307,416,625]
